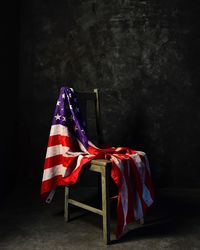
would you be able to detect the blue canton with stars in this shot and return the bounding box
[52,87,88,149]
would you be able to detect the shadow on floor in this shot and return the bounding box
[0,186,200,247]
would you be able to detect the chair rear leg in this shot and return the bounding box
[64,186,70,222]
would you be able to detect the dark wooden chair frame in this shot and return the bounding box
[64,89,145,244]
[64,89,112,244]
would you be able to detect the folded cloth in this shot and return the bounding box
[41,87,154,237]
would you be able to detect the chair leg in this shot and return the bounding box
[64,187,70,222]
[97,174,102,201]
[140,218,144,224]
[101,167,110,244]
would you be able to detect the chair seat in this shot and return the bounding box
[90,159,111,173]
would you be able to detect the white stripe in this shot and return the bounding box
[64,151,86,156]
[131,154,153,208]
[115,147,122,152]
[131,153,143,168]
[50,124,69,136]
[130,154,145,183]
[74,155,84,171]
[77,139,99,154]
[136,150,145,156]
[142,184,153,207]
[43,154,93,182]
[42,164,67,181]
[133,192,143,220]
[46,145,70,158]
[77,139,88,153]
[136,151,151,174]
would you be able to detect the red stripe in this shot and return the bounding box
[44,154,76,169]
[42,154,97,195]
[48,134,75,148]
[139,154,154,201]
[63,155,95,185]
[116,195,124,238]
[110,157,122,188]
[123,159,134,224]
[129,157,147,211]
[110,159,126,237]
[41,175,66,196]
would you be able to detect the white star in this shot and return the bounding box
[56,101,61,106]
[62,94,65,99]
[54,114,61,120]
[62,116,66,121]
[69,105,73,110]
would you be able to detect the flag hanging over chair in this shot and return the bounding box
[41,86,154,238]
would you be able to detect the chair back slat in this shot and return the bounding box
[75,89,102,147]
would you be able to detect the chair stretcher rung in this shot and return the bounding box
[68,198,103,216]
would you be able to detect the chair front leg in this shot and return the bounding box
[101,166,110,244]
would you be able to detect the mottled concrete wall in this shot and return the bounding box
[0,1,19,199]
[19,0,200,188]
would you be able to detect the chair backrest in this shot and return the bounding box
[75,89,102,147]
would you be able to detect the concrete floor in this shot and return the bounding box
[0,185,200,250]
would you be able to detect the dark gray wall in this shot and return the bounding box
[18,0,200,190]
[0,1,19,201]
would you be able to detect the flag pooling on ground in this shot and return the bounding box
[41,87,154,238]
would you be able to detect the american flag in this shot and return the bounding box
[41,87,154,238]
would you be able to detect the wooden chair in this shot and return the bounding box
[64,89,112,244]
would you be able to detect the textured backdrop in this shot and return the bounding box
[18,0,200,189]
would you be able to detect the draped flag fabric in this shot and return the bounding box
[41,87,154,238]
